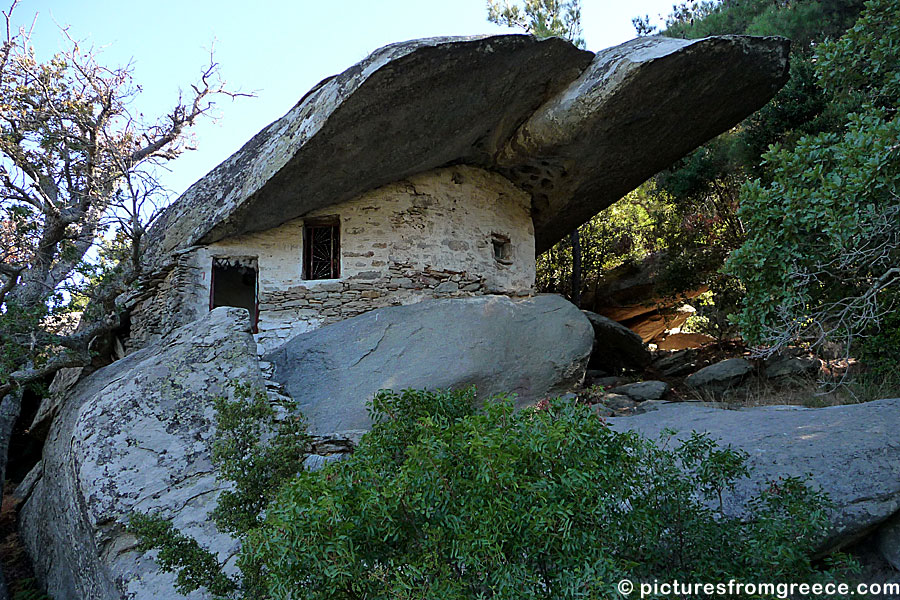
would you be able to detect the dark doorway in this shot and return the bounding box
[210,257,258,332]
[303,216,340,280]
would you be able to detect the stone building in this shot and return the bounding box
[124,33,790,354]
[131,165,535,353]
[21,32,801,600]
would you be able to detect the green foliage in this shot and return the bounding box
[537,183,678,298]
[132,388,854,599]
[554,0,866,309]
[610,0,869,341]
[663,0,865,48]
[244,390,847,599]
[128,512,238,597]
[857,293,900,378]
[816,0,900,108]
[487,0,584,48]
[728,0,900,356]
[681,277,746,341]
[209,383,311,535]
[742,60,849,175]
[729,111,900,344]
[0,301,46,383]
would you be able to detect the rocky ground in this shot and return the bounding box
[578,308,898,418]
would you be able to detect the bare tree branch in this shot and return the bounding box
[0,2,251,399]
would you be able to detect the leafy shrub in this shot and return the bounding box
[251,390,853,599]
[133,388,854,599]
[727,0,900,360]
[856,293,900,379]
[728,112,900,343]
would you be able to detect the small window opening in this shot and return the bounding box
[303,216,340,280]
[491,233,512,264]
[210,257,258,332]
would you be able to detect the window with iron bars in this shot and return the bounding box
[303,216,340,280]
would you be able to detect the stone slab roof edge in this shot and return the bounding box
[144,32,789,264]
[504,33,790,252]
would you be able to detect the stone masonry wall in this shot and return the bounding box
[129,165,536,353]
[125,250,208,351]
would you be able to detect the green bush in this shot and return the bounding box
[728,111,900,344]
[727,0,900,358]
[857,293,900,379]
[134,388,854,599]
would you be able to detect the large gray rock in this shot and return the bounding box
[145,35,590,262]
[878,513,900,571]
[20,308,262,600]
[582,310,651,372]
[652,348,710,376]
[610,380,669,401]
[498,35,789,251]
[266,294,593,434]
[685,357,752,391]
[608,399,900,553]
[765,355,822,380]
[144,34,788,263]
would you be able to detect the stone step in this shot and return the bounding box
[265,378,286,395]
[258,360,276,380]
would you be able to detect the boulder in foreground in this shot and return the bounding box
[266,295,593,434]
[609,398,900,553]
[20,308,260,600]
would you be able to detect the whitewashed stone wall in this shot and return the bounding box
[129,165,536,353]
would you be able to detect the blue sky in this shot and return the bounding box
[19,1,675,197]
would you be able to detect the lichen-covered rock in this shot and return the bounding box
[266,294,593,435]
[19,308,263,600]
[608,398,900,553]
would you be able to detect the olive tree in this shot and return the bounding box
[0,3,247,588]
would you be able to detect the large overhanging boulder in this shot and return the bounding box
[265,294,593,435]
[19,308,261,600]
[498,35,790,251]
[145,35,591,263]
[144,33,789,263]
